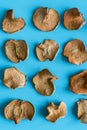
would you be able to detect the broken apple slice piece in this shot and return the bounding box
[4,100,35,124]
[36,40,59,61]
[63,39,87,65]
[33,7,60,31]
[46,102,67,122]
[33,69,58,96]
[5,40,28,63]
[3,67,26,89]
[64,8,85,30]
[2,10,26,33]
[70,71,87,95]
[77,100,87,123]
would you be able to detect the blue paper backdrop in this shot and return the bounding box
[0,0,87,130]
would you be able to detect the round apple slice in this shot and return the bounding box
[64,8,85,30]
[33,7,60,31]
[64,39,87,65]
[64,39,85,57]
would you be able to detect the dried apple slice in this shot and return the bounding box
[46,102,67,122]
[4,100,35,124]
[77,100,87,123]
[33,7,60,31]
[70,71,87,94]
[64,8,85,30]
[36,40,59,61]
[64,39,87,65]
[68,51,87,65]
[2,10,26,33]
[33,69,58,96]
[3,67,26,89]
[5,40,28,63]
[64,39,85,57]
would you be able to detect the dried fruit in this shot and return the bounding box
[5,40,28,63]
[36,40,59,61]
[33,69,58,96]
[64,39,85,57]
[46,102,67,122]
[68,51,87,65]
[4,100,35,124]
[2,10,26,33]
[64,39,87,65]
[3,67,26,89]
[33,7,60,31]
[70,71,87,95]
[77,100,87,123]
[64,8,85,30]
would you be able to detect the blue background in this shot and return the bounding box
[0,0,87,130]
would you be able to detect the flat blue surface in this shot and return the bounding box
[0,0,87,130]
